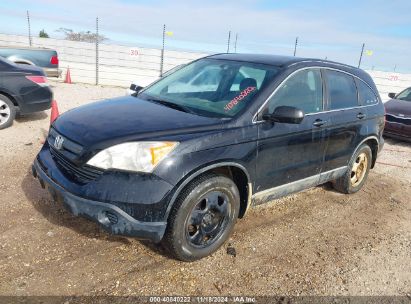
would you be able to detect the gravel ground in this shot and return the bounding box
[0,80,410,296]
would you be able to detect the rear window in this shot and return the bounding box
[356,79,379,105]
[325,70,358,110]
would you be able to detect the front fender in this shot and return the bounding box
[154,141,257,221]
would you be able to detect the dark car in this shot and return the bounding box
[32,54,385,261]
[0,57,53,129]
[384,88,411,141]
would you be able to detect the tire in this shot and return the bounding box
[163,173,240,261]
[0,94,16,130]
[332,144,372,194]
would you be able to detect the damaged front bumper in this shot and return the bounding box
[32,159,167,242]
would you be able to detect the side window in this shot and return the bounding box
[325,70,358,110]
[266,69,323,114]
[230,66,267,91]
[356,79,379,105]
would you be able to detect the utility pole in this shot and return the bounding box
[26,10,32,47]
[96,17,99,85]
[293,37,298,56]
[227,31,231,53]
[234,33,238,53]
[358,43,365,68]
[160,24,166,77]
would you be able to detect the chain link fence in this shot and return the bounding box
[0,12,410,98]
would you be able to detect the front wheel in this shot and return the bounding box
[332,144,372,194]
[163,173,240,261]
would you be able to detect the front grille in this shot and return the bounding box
[47,128,104,183]
[50,147,103,183]
[386,114,411,126]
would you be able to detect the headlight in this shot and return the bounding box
[86,142,178,172]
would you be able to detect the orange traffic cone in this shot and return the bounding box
[64,67,72,84]
[50,100,60,124]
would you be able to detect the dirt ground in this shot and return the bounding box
[0,81,410,296]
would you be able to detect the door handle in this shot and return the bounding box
[313,119,326,127]
[357,112,366,119]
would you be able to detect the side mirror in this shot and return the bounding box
[388,92,396,99]
[130,84,144,94]
[262,106,305,124]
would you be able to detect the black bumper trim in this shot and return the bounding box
[383,131,411,142]
[32,159,167,242]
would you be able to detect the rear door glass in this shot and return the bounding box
[325,70,358,110]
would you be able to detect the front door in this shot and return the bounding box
[255,68,327,193]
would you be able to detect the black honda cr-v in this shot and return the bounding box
[32,54,385,261]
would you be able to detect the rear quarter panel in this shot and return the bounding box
[0,68,52,113]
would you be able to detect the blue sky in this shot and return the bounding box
[1,0,411,72]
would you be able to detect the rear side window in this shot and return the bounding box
[356,79,379,105]
[325,70,358,110]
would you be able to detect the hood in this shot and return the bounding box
[53,96,223,148]
[385,99,411,117]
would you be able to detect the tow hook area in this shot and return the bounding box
[98,211,119,225]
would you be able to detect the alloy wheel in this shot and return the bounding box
[350,152,368,187]
[0,100,11,126]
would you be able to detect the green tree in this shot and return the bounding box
[39,29,49,38]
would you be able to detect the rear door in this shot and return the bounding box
[321,69,365,173]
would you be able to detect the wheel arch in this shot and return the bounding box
[165,162,252,221]
[0,91,18,107]
[353,136,379,168]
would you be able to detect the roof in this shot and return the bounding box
[208,53,357,70]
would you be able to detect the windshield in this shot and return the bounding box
[140,58,280,118]
[396,88,411,102]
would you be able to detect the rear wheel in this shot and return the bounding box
[0,94,16,130]
[163,173,240,261]
[332,144,372,194]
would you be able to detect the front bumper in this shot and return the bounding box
[32,159,167,242]
[17,86,53,114]
[384,121,411,142]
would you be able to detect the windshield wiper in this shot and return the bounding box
[145,98,195,114]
